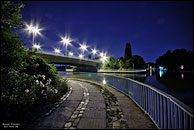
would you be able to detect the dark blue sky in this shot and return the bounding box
[19,1,193,63]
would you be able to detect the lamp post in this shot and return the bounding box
[79,42,88,58]
[32,43,42,52]
[25,23,42,47]
[132,63,134,79]
[60,35,72,56]
[91,48,97,59]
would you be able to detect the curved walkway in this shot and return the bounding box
[34,79,157,129]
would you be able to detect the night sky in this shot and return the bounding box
[19,1,193,63]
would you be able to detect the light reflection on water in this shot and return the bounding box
[57,71,193,109]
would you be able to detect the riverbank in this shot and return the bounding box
[97,69,147,73]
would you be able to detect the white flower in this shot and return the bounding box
[36,80,39,85]
[25,89,29,93]
[54,89,58,94]
[39,81,45,87]
[48,79,52,84]
[42,75,46,80]
[41,90,44,94]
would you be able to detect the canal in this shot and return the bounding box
[58,71,193,109]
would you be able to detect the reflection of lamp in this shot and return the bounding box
[181,73,184,79]
[103,79,106,85]
[159,70,164,77]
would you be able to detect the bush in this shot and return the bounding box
[1,1,68,125]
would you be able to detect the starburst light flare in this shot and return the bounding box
[79,54,84,59]
[32,43,42,51]
[54,48,61,54]
[60,35,73,55]
[69,52,74,56]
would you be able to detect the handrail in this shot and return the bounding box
[71,73,193,129]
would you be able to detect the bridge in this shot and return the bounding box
[37,51,102,72]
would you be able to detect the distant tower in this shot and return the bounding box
[124,42,132,60]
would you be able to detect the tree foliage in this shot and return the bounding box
[132,55,146,69]
[101,56,117,69]
[1,1,67,124]
[156,49,193,71]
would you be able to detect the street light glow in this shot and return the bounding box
[25,23,43,36]
[54,48,61,54]
[32,43,42,51]
[69,52,73,56]
[61,36,72,46]
[91,48,97,55]
[101,55,108,62]
[60,35,73,55]
[80,43,88,52]
[79,54,83,59]
[99,52,104,57]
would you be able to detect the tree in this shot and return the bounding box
[1,1,25,70]
[124,43,132,60]
[124,58,133,69]
[132,55,146,69]
[1,1,67,125]
[117,57,125,70]
[101,56,117,69]
[156,49,193,71]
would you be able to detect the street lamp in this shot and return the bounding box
[79,42,88,55]
[60,35,72,56]
[99,51,104,57]
[32,43,42,52]
[132,63,134,79]
[54,48,61,55]
[25,23,43,46]
[69,52,74,56]
[79,54,83,59]
[101,55,108,63]
[91,48,97,59]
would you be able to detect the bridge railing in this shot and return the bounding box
[37,51,101,63]
[72,73,193,129]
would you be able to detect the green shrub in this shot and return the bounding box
[1,1,68,125]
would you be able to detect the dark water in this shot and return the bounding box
[104,71,193,109]
[57,70,193,109]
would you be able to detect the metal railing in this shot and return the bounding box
[72,73,193,129]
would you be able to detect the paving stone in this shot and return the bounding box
[77,118,106,129]
[34,107,73,129]
[71,114,78,119]
[78,114,83,118]
[113,121,120,127]
[34,81,84,129]
[64,122,72,128]
[73,118,80,126]
[82,109,106,119]
[69,127,76,129]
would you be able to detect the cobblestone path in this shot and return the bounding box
[34,80,106,129]
[34,79,157,129]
